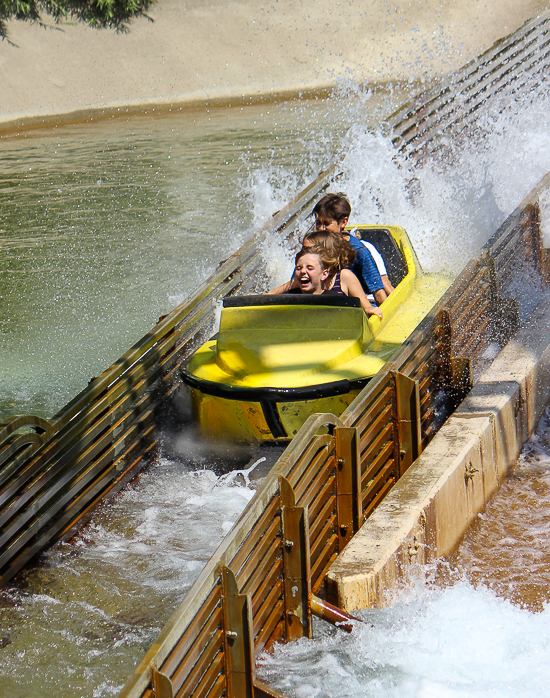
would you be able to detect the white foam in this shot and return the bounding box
[257,582,550,697]
[247,79,550,284]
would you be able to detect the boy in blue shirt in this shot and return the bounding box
[312,193,387,306]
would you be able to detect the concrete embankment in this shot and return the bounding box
[0,0,548,128]
[327,295,550,611]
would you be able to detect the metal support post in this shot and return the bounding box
[309,594,363,633]
[488,256,520,347]
[525,201,545,280]
[221,566,255,698]
[333,426,362,549]
[279,475,312,642]
[150,663,173,698]
[394,372,421,477]
[440,309,472,410]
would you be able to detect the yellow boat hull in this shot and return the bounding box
[190,388,362,442]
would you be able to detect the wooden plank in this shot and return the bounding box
[293,448,334,506]
[228,497,280,576]
[310,516,337,564]
[311,551,338,595]
[254,600,285,653]
[203,674,226,698]
[307,476,336,523]
[189,651,224,698]
[260,618,285,655]
[363,463,397,512]
[363,477,397,520]
[250,558,283,617]
[295,458,335,510]
[287,435,332,495]
[161,585,222,676]
[234,517,281,592]
[175,630,224,698]
[360,424,393,467]
[170,624,224,695]
[252,579,284,638]
[309,494,336,545]
[361,440,394,489]
[310,534,338,588]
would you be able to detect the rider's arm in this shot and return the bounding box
[268,278,298,294]
[340,269,383,320]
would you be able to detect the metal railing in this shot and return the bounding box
[117,173,549,698]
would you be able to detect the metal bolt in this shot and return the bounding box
[337,457,345,468]
[339,524,348,536]
[284,540,294,551]
[464,462,479,482]
[226,631,238,640]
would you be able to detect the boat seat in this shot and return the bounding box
[356,228,408,287]
[223,294,361,309]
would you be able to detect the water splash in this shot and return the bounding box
[257,581,550,697]
[248,76,550,286]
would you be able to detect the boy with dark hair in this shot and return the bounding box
[312,193,388,305]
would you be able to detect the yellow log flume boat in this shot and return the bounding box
[181,226,451,443]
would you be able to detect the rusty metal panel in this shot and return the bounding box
[221,567,255,698]
[280,476,312,641]
[394,372,422,477]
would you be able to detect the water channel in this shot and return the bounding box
[1,70,550,696]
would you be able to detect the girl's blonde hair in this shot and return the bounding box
[302,230,355,270]
[295,246,340,280]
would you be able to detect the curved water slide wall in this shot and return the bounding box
[0,9,549,606]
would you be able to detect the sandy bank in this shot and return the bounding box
[0,0,548,126]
